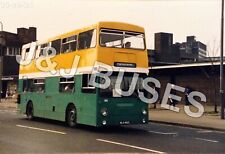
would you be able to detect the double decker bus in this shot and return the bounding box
[18,22,149,127]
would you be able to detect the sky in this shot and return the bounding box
[0,0,223,56]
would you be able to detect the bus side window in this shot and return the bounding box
[28,79,35,92]
[23,79,35,92]
[33,79,45,93]
[23,79,28,92]
[39,43,48,56]
[51,39,61,55]
[81,74,95,93]
[59,77,75,93]
[78,29,96,50]
[61,35,77,53]
[35,45,41,58]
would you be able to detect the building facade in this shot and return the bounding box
[148,33,207,66]
[149,62,222,107]
[154,32,180,64]
[179,36,207,62]
[0,27,36,98]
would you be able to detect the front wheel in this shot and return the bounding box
[66,105,77,127]
[26,102,34,120]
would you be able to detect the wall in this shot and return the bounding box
[149,65,221,106]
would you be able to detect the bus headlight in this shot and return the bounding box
[101,108,108,116]
[102,120,107,125]
[142,118,146,123]
[142,109,147,115]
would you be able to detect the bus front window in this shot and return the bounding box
[100,29,145,50]
[124,32,145,50]
[99,74,144,98]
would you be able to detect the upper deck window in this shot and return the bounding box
[61,35,77,53]
[100,29,145,50]
[51,39,61,54]
[78,29,96,50]
[39,43,49,56]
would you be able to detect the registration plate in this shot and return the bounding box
[119,121,130,125]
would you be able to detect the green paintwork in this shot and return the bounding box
[18,75,149,127]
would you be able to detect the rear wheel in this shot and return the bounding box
[66,105,77,127]
[26,102,34,120]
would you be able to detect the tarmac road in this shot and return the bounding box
[0,108,225,154]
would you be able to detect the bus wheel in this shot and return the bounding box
[66,105,77,127]
[26,102,34,120]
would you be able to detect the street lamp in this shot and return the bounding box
[0,21,3,103]
[220,0,224,119]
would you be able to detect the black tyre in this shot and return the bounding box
[66,105,77,127]
[26,102,34,120]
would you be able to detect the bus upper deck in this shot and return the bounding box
[19,21,148,79]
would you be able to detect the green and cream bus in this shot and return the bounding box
[18,22,149,127]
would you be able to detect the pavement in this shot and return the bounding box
[149,103,225,132]
[0,99,225,132]
[0,99,17,109]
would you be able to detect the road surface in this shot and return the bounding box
[0,108,224,153]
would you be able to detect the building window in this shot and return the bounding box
[82,74,95,93]
[11,47,13,55]
[61,35,77,53]
[59,77,75,93]
[6,47,11,56]
[9,47,13,55]
[78,29,96,50]
[5,47,20,56]
[15,48,20,55]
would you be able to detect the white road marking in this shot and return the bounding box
[16,124,66,135]
[96,138,165,154]
[195,137,219,143]
[197,130,213,133]
[148,130,177,135]
[151,122,225,134]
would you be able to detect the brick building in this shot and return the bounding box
[149,62,222,106]
[0,27,36,98]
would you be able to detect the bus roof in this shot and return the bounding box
[46,21,145,42]
[98,21,145,33]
